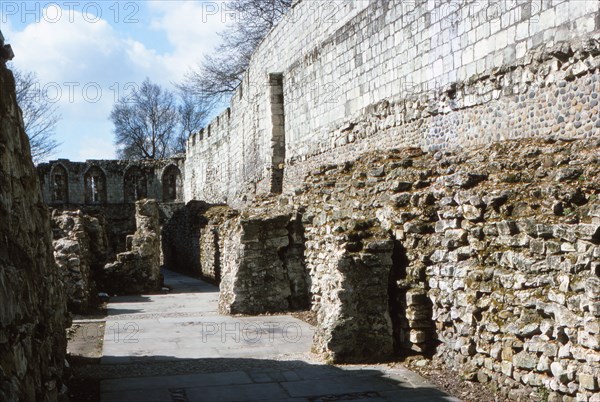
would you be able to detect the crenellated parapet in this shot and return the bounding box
[184,0,600,209]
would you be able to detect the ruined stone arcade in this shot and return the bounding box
[1,1,600,401]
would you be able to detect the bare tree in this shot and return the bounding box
[12,67,61,163]
[180,0,292,101]
[173,92,213,154]
[111,78,180,160]
[111,79,210,159]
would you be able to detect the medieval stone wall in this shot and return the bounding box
[185,0,600,208]
[38,157,185,205]
[0,41,68,402]
[170,134,600,399]
[51,209,108,312]
[293,137,600,399]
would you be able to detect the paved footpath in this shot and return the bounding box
[100,269,459,402]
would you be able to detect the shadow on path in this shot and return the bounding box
[95,356,458,402]
[92,269,458,402]
[161,268,219,294]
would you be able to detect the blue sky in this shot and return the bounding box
[1,1,229,161]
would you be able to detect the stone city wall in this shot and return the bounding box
[185,0,600,208]
[291,136,600,399]
[171,134,600,399]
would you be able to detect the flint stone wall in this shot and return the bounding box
[185,0,600,208]
[287,137,600,400]
[0,50,68,401]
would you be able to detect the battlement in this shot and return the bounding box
[184,0,600,208]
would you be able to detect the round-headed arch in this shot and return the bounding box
[162,164,182,202]
[50,163,69,203]
[123,165,148,203]
[84,165,107,204]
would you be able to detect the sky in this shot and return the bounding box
[1,1,231,161]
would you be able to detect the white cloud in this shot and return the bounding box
[2,2,226,161]
[147,1,228,79]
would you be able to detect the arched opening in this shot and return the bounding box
[124,166,147,203]
[162,165,182,202]
[51,164,69,203]
[84,166,106,204]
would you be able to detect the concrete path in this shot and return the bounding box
[100,269,458,402]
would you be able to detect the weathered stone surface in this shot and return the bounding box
[219,212,292,314]
[162,200,216,277]
[183,0,600,212]
[5,1,600,400]
[514,351,539,370]
[92,3,600,396]
[307,220,395,363]
[0,53,68,402]
[102,199,162,294]
[51,209,109,312]
[279,136,600,398]
[37,157,185,205]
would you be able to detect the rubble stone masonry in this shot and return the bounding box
[0,41,68,401]
[170,3,600,398]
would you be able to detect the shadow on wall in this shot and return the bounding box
[161,201,222,279]
[389,235,438,358]
[279,215,311,310]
